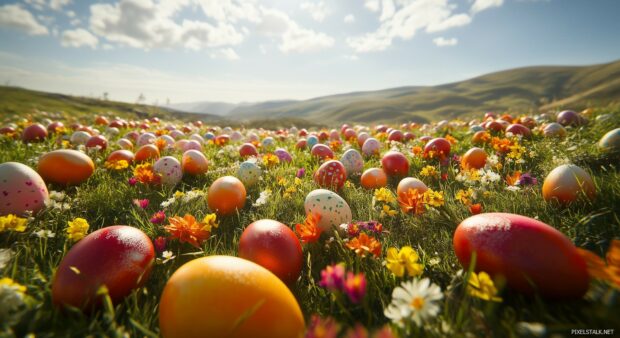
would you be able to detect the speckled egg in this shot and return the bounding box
[304,189,352,232]
[361,138,381,156]
[182,150,208,175]
[340,149,364,176]
[153,157,183,186]
[137,133,156,146]
[237,160,262,187]
[38,150,95,185]
[314,160,347,190]
[0,162,49,216]
[598,128,620,153]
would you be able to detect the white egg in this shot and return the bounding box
[153,157,183,186]
[362,138,381,156]
[304,189,352,232]
[340,149,364,176]
[70,131,91,145]
[237,161,262,187]
[0,162,49,216]
[137,133,156,146]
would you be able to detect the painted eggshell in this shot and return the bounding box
[231,131,243,142]
[262,137,275,149]
[239,219,303,285]
[453,213,589,299]
[0,162,49,216]
[159,256,305,338]
[360,168,387,189]
[461,147,487,170]
[208,176,246,216]
[397,177,428,197]
[237,161,262,187]
[137,133,156,146]
[542,164,596,204]
[340,149,364,176]
[304,189,352,232]
[85,135,108,150]
[314,160,347,190]
[107,150,134,164]
[153,157,183,186]
[274,148,292,163]
[38,149,95,185]
[189,134,204,144]
[543,123,566,138]
[357,132,369,147]
[159,135,175,148]
[361,138,381,156]
[70,131,91,145]
[239,143,259,158]
[22,123,48,143]
[506,123,531,138]
[52,225,155,309]
[598,128,620,153]
[424,138,451,157]
[311,144,334,160]
[184,140,202,151]
[170,130,185,139]
[381,151,409,177]
[307,135,319,149]
[181,150,208,175]
[135,144,161,162]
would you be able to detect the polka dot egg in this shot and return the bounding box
[304,189,352,232]
[340,149,364,176]
[153,156,183,186]
[0,162,49,216]
[237,160,262,187]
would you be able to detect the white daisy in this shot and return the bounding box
[384,278,444,327]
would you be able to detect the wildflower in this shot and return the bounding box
[385,246,424,278]
[150,211,166,224]
[262,153,280,167]
[294,177,303,186]
[133,198,150,209]
[295,213,322,244]
[479,169,501,185]
[296,168,306,178]
[161,250,176,264]
[507,142,526,160]
[517,173,538,186]
[49,190,66,201]
[455,188,474,205]
[491,137,512,153]
[374,188,396,204]
[344,324,368,338]
[66,218,89,241]
[468,271,502,302]
[576,240,620,288]
[128,177,138,186]
[380,204,398,218]
[305,315,340,338]
[0,277,27,325]
[0,214,28,233]
[160,196,176,208]
[412,146,423,156]
[346,233,382,258]
[469,203,482,215]
[348,220,383,236]
[384,278,444,327]
[319,263,346,291]
[445,135,457,144]
[154,138,168,151]
[398,189,425,215]
[253,189,272,207]
[423,189,445,208]
[164,214,211,248]
[33,230,56,238]
[133,163,161,185]
[505,171,522,186]
[419,165,438,178]
[153,236,166,252]
[104,159,129,170]
[343,272,366,304]
[330,140,342,151]
[201,213,219,232]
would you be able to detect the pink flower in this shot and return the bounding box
[150,210,166,224]
[319,264,345,291]
[296,168,306,178]
[305,315,339,338]
[153,236,166,252]
[133,199,149,209]
[343,272,366,304]
[128,177,138,186]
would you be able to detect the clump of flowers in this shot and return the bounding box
[373,188,398,218]
[131,163,161,185]
[133,198,149,209]
[262,153,280,167]
[342,220,383,237]
[346,233,382,258]
[577,240,620,288]
[305,315,340,338]
[164,214,216,248]
[384,278,444,328]
[45,190,71,211]
[66,217,89,242]
[319,263,367,304]
[295,213,322,244]
[419,165,439,178]
[0,214,28,233]
[150,211,166,224]
[253,189,272,207]
[467,271,502,302]
[104,159,129,171]
[0,277,28,326]
[398,188,445,216]
[385,246,424,278]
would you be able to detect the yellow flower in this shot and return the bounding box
[66,217,89,242]
[104,159,129,170]
[468,271,502,302]
[455,188,474,205]
[374,188,396,204]
[380,204,398,218]
[277,177,289,186]
[262,153,280,167]
[0,214,28,232]
[423,189,445,208]
[174,191,185,199]
[385,246,424,277]
[507,143,526,160]
[420,165,438,178]
[0,277,26,295]
[294,177,302,186]
[201,213,219,232]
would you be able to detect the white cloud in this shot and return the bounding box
[50,0,72,11]
[343,54,359,61]
[209,48,240,60]
[66,10,76,18]
[300,1,330,22]
[471,0,504,14]
[259,44,267,54]
[0,4,48,35]
[61,28,99,49]
[379,0,395,21]
[364,0,380,12]
[433,36,457,46]
[344,14,355,23]
[24,0,46,11]
[70,18,80,26]
[258,7,334,53]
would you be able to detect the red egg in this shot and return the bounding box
[375,125,388,133]
[424,138,451,157]
[47,121,65,134]
[484,120,504,133]
[215,135,230,146]
[107,150,134,164]
[238,219,303,285]
[22,124,48,143]
[388,130,404,142]
[239,143,259,158]
[0,126,16,136]
[360,168,387,189]
[314,160,347,190]
[38,149,95,185]
[52,225,155,309]
[295,139,307,149]
[557,110,581,126]
[453,213,589,299]
[542,164,596,204]
[135,144,161,162]
[357,133,369,147]
[381,151,409,177]
[505,123,531,138]
[343,128,357,140]
[461,147,487,170]
[207,176,246,216]
[311,144,334,160]
[85,135,108,150]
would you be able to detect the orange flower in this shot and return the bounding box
[133,163,161,185]
[398,188,426,215]
[295,213,322,244]
[491,137,512,154]
[164,214,211,248]
[412,146,423,156]
[329,140,342,152]
[346,233,382,258]
[469,203,482,215]
[154,138,168,151]
[577,240,620,288]
[445,135,457,145]
[505,171,522,186]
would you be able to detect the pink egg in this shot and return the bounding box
[361,138,381,156]
[0,162,49,216]
[154,156,183,186]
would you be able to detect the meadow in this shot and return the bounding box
[0,106,619,338]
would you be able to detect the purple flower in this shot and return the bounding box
[150,210,166,224]
[319,264,345,291]
[343,272,366,304]
[133,198,150,209]
[518,173,538,186]
[296,168,306,178]
[153,236,166,252]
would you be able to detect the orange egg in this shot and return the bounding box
[207,176,246,215]
[460,147,487,170]
[396,177,428,196]
[107,150,134,164]
[38,150,95,185]
[181,150,208,175]
[542,164,596,204]
[159,256,305,338]
[360,168,387,189]
[471,131,489,145]
[135,144,160,162]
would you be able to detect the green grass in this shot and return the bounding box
[0,107,619,337]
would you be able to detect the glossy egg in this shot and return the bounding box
[360,168,387,189]
[159,256,305,338]
[117,138,133,150]
[307,135,319,149]
[598,128,620,153]
[239,219,303,285]
[237,161,262,187]
[304,189,352,232]
[542,164,596,204]
[0,162,49,216]
[107,150,134,164]
[453,213,589,299]
[38,150,95,185]
[274,148,293,163]
[239,143,259,158]
[85,135,108,151]
[505,123,531,138]
[361,138,381,156]
[381,151,409,177]
[181,150,208,175]
[153,157,183,186]
[135,144,161,162]
[340,149,364,176]
[22,123,48,143]
[396,177,428,197]
[208,176,246,216]
[314,160,347,190]
[70,131,91,145]
[310,144,334,160]
[424,138,451,157]
[543,123,567,138]
[461,147,487,170]
[52,226,155,309]
[137,133,156,147]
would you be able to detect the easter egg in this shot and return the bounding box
[47,121,64,134]
[237,161,262,187]
[262,137,275,149]
[135,144,160,162]
[307,135,318,149]
[274,148,293,163]
[557,110,582,126]
[153,157,183,186]
[239,143,259,158]
[357,132,369,147]
[461,147,487,170]
[107,150,134,164]
[453,213,589,299]
[295,139,307,149]
[424,138,451,157]
[543,123,567,138]
[208,176,246,215]
[215,135,230,146]
[381,151,409,177]
[311,144,334,160]
[388,130,404,142]
[0,162,49,216]
[184,140,202,152]
[304,189,352,232]
[542,164,596,204]
[360,168,387,189]
[239,219,303,285]
[85,135,108,151]
[314,160,347,190]
[137,133,156,147]
[159,256,305,338]
[117,138,133,150]
[598,128,620,153]
[38,150,95,185]
[181,150,208,175]
[70,131,91,145]
[340,149,364,176]
[52,226,155,309]
[397,177,428,196]
[361,138,381,156]
[484,120,504,132]
[506,123,531,138]
[22,123,48,143]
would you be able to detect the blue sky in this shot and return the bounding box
[0,0,619,105]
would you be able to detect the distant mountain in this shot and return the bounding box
[166,101,240,116]
[227,59,620,124]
